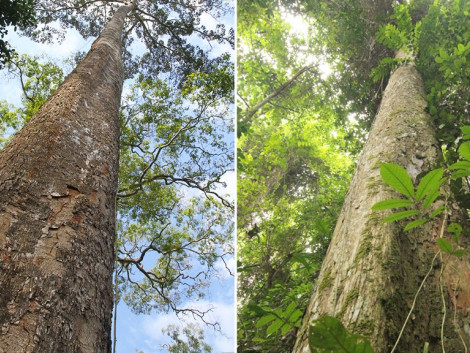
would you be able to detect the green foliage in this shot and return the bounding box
[309,316,375,353]
[0,54,63,147]
[423,342,429,353]
[116,66,234,317]
[0,0,36,67]
[239,1,470,352]
[162,323,212,353]
[416,168,444,201]
[237,1,396,351]
[371,199,414,210]
[380,163,415,199]
[371,57,403,83]
[416,0,470,147]
[29,0,233,84]
[372,163,448,232]
[254,301,303,338]
[383,209,420,223]
[373,4,422,82]
[373,156,469,259]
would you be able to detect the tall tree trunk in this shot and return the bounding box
[292,58,470,352]
[0,1,136,351]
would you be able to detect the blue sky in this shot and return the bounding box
[0,7,235,353]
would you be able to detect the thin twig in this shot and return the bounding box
[439,257,447,353]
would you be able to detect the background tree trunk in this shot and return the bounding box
[292,59,470,352]
[0,2,136,352]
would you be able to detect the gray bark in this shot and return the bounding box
[0,2,136,352]
[292,59,470,352]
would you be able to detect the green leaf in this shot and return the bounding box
[439,47,449,60]
[289,309,303,323]
[380,163,415,199]
[447,222,462,236]
[383,210,419,223]
[459,141,470,160]
[430,205,445,219]
[460,126,470,140]
[247,303,267,316]
[404,219,427,231]
[256,314,276,328]
[435,56,443,63]
[281,323,293,336]
[266,319,283,335]
[284,302,297,316]
[458,43,465,54]
[309,316,375,353]
[291,253,312,270]
[416,168,443,201]
[436,238,452,253]
[423,188,440,209]
[448,222,462,243]
[451,249,467,257]
[449,161,470,170]
[451,170,470,179]
[371,199,414,210]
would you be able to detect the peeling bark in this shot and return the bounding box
[0,2,136,352]
[292,59,470,352]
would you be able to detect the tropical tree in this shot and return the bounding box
[0,0,233,351]
[238,0,470,352]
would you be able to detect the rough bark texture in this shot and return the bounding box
[0,2,135,352]
[292,59,470,352]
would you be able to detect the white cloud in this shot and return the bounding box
[5,23,92,60]
[214,256,235,279]
[140,299,235,352]
[217,169,236,203]
[0,75,22,106]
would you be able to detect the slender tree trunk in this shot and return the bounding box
[241,65,312,121]
[0,1,136,352]
[292,58,470,352]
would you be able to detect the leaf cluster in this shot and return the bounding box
[29,0,233,84]
[0,0,36,68]
[115,66,234,319]
[309,316,375,353]
[372,126,470,255]
[0,54,64,147]
[415,0,470,146]
[372,163,445,231]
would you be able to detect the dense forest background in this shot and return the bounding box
[237,0,470,352]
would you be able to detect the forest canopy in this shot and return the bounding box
[237,0,470,352]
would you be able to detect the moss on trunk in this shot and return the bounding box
[292,59,470,352]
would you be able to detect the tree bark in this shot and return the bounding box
[292,58,470,352]
[0,2,136,352]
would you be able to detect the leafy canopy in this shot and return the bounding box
[0,0,36,67]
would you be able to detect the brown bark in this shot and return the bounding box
[0,2,136,352]
[292,59,470,352]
